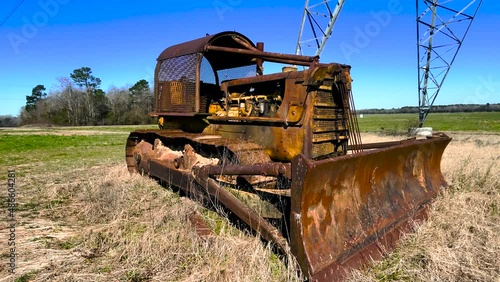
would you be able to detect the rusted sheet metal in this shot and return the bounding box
[188,211,213,238]
[205,45,317,66]
[125,135,139,173]
[157,31,257,72]
[207,115,290,125]
[157,31,316,71]
[157,31,255,61]
[347,139,411,150]
[149,159,209,202]
[290,134,451,281]
[220,70,304,89]
[206,163,290,178]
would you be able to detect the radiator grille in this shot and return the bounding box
[311,80,349,159]
[158,80,196,112]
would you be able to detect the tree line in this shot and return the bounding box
[19,67,155,126]
[0,68,498,127]
[357,103,499,115]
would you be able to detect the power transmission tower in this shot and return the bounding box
[417,0,482,127]
[295,0,345,56]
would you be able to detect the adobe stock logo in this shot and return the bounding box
[7,0,71,54]
[339,0,403,63]
[464,75,499,104]
[213,0,243,21]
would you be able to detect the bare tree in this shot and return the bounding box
[107,86,130,124]
[70,67,102,125]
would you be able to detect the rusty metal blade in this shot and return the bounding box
[290,134,451,281]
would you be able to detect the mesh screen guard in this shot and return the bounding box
[155,53,256,114]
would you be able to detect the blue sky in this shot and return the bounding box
[0,0,498,116]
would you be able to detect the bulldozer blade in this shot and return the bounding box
[289,134,451,281]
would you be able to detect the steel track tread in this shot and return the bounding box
[126,129,271,171]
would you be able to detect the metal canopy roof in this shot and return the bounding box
[157,31,257,71]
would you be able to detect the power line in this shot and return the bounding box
[0,0,25,27]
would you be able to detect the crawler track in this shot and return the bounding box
[126,129,272,173]
[125,129,292,252]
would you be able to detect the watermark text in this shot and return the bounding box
[8,0,71,54]
[7,169,17,274]
[339,0,403,62]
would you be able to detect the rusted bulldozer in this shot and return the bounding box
[126,31,450,281]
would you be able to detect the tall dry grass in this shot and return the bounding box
[2,164,300,282]
[348,132,499,281]
[2,132,498,282]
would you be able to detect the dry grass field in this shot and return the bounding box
[0,127,498,281]
[349,133,499,282]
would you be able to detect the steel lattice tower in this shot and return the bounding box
[295,0,346,56]
[417,0,482,127]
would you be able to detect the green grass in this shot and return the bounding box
[14,270,39,282]
[0,134,124,169]
[0,124,157,134]
[358,112,500,133]
[0,126,155,179]
[44,125,157,132]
